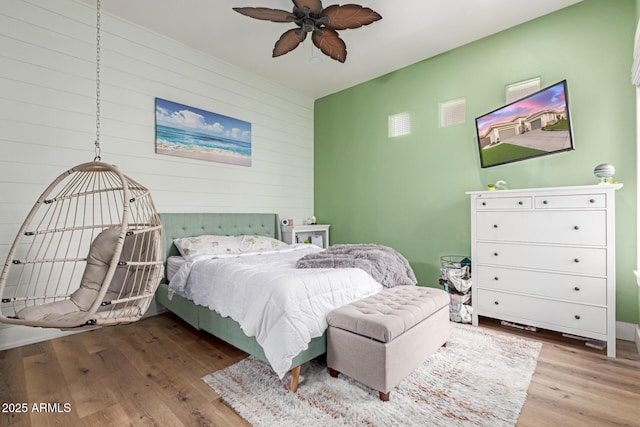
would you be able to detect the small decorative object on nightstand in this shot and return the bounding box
[281,224,330,248]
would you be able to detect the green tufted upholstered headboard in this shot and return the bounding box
[158,212,281,273]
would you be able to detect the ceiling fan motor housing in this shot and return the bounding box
[293,6,329,33]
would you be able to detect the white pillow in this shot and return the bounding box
[173,235,242,257]
[173,234,288,257]
[237,235,288,252]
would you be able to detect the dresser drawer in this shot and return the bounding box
[476,242,607,276]
[475,265,607,305]
[477,289,607,335]
[476,196,532,210]
[476,210,606,245]
[534,193,606,209]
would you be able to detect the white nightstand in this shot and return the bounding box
[281,224,330,248]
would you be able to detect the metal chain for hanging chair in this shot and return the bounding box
[94,0,102,161]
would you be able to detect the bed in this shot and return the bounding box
[154,212,384,391]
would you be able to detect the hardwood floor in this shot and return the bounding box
[480,318,640,427]
[1,313,638,426]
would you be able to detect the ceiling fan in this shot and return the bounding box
[233,0,382,63]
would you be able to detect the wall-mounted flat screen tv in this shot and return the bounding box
[475,80,574,168]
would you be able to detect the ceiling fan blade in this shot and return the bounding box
[273,29,307,57]
[322,4,382,30]
[233,7,295,23]
[312,28,346,63]
[292,0,323,15]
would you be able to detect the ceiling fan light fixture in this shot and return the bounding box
[233,0,382,63]
[301,20,316,33]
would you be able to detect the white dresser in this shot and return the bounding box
[467,184,622,357]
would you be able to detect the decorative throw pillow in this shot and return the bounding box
[173,235,242,257]
[237,235,288,252]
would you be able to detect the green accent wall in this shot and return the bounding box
[315,0,639,323]
[636,0,640,325]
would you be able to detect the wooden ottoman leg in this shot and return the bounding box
[379,391,390,401]
[329,368,339,378]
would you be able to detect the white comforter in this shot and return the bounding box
[168,244,383,378]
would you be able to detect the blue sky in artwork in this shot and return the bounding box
[476,82,567,136]
[155,98,251,142]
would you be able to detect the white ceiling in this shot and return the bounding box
[83,0,582,99]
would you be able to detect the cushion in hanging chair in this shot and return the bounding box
[14,299,83,324]
[16,226,156,323]
[71,226,122,311]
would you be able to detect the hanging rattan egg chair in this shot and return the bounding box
[0,0,163,329]
[0,161,164,328]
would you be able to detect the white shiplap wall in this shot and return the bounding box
[0,0,315,349]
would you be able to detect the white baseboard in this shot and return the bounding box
[0,301,166,352]
[1,310,635,352]
[0,325,84,352]
[142,299,166,318]
[616,321,637,341]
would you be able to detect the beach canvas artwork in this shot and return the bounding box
[155,98,252,166]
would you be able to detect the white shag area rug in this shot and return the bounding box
[203,324,542,427]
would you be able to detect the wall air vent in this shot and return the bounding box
[506,77,541,103]
[439,98,466,127]
[388,112,411,138]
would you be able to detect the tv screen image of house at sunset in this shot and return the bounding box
[475,80,574,168]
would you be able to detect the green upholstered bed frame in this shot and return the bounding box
[154,213,327,386]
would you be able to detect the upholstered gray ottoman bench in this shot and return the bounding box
[326,286,450,401]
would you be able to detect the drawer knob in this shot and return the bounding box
[574,315,581,320]
[574,258,580,263]
[518,201,523,205]
[574,286,581,291]
[589,198,595,203]
[494,276,499,281]
[482,202,486,206]
[493,252,499,257]
[494,301,499,305]
[543,200,548,204]
[493,224,498,228]
[574,225,580,230]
